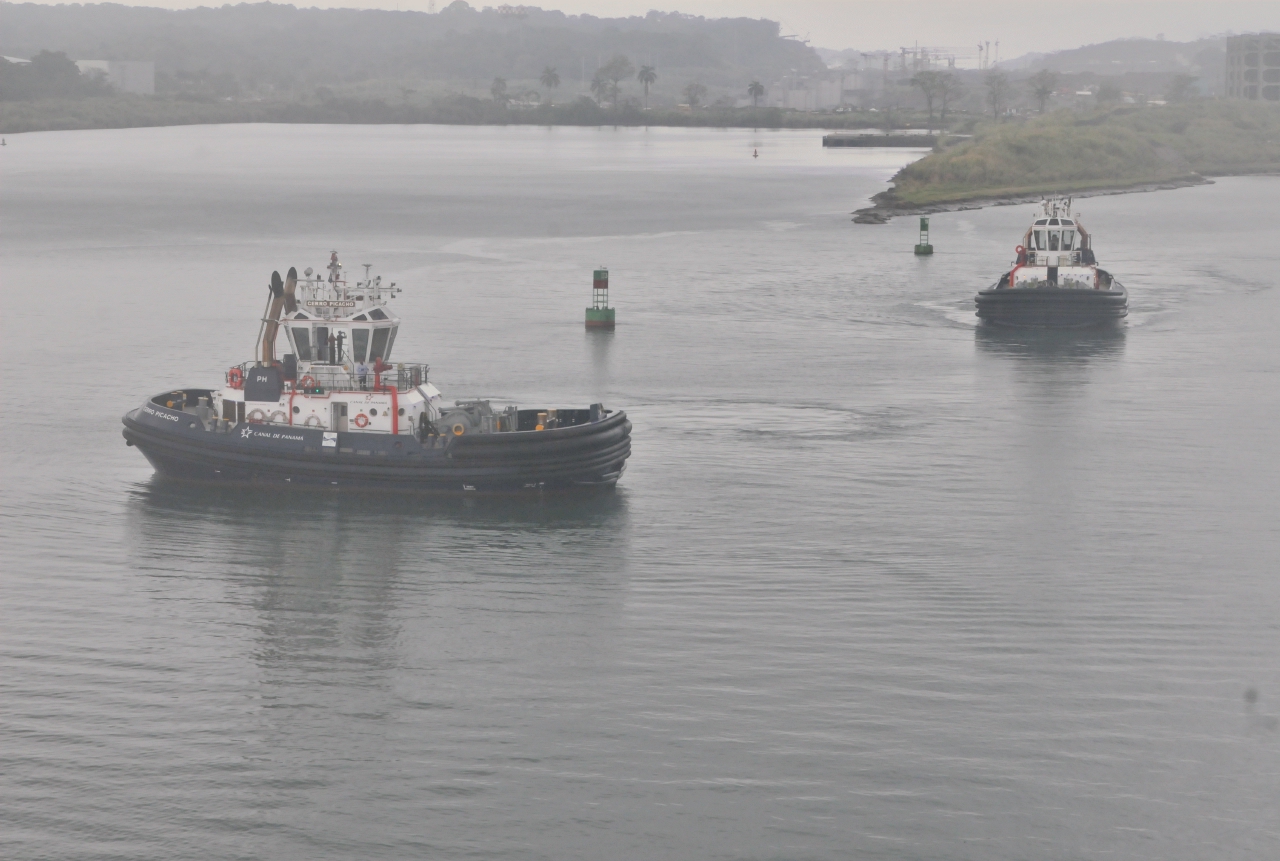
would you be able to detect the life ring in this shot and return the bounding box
[268,411,287,424]
[452,423,466,436]
[1015,245,1025,255]
[247,408,267,423]
[297,375,318,391]
[304,415,323,427]
[353,413,370,428]
[227,367,244,389]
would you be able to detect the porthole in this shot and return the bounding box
[398,408,405,416]
[370,408,378,416]
[292,406,301,414]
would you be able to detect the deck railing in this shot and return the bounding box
[230,362,429,393]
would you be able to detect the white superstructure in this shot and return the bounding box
[1009,197,1110,290]
[212,252,443,437]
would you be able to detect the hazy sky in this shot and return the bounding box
[21,0,1280,57]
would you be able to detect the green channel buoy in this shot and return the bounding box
[914,216,934,255]
[585,267,615,329]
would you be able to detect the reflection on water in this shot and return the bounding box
[585,328,615,400]
[124,476,634,713]
[124,478,631,653]
[114,474,638,856]
[974,323,1126,361]
[127,475,630,529]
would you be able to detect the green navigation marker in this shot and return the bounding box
[586,267,615,329]
[914,216,934,256]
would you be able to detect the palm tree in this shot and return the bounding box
[540,66,560,101]
[590,72,608,105]
[637,65,657,108]
[747,80,765,108]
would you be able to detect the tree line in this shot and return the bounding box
[0,51,111,101]
[488,54,775,112]
[909,67,1206,130]
[0,2,823,101]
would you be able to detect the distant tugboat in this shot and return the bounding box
[976,197,1127,327]
[122,253,631,492]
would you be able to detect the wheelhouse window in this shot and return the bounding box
[1033,230,1046,250]
[369,308,388,321]
[292,327,312,361]
[352,327,370,363]
[315,326,329,362]
[1048,231,1061,251]
[369,327,390,362]
[1061,230,1075,250]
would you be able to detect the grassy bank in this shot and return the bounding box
[0,93,940,135]
[883,101,1280,207]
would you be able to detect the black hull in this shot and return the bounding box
[122,396,631,494]
[976,279,1127,329]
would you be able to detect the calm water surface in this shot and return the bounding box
[2,125,1278,860]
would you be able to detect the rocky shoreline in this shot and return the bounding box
[851,175,1213,224]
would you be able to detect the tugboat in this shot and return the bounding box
[122,253,631,492]
[975,197,1127,327]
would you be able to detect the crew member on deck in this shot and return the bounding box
[356,360,370,390]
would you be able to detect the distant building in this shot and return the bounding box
[75,60,155,95]
[1225,33,1279,101]
[767,74,850,112]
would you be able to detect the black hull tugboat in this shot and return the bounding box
[122,253,631,492]
[976,197,1127,328]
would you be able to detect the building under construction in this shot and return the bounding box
[1225,33,1280,101]
[771,43,998,112]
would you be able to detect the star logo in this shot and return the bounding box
[240,427,252,438]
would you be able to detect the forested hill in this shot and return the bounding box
[0,2,825,97]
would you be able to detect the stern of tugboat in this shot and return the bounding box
[976,274,1128,329]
